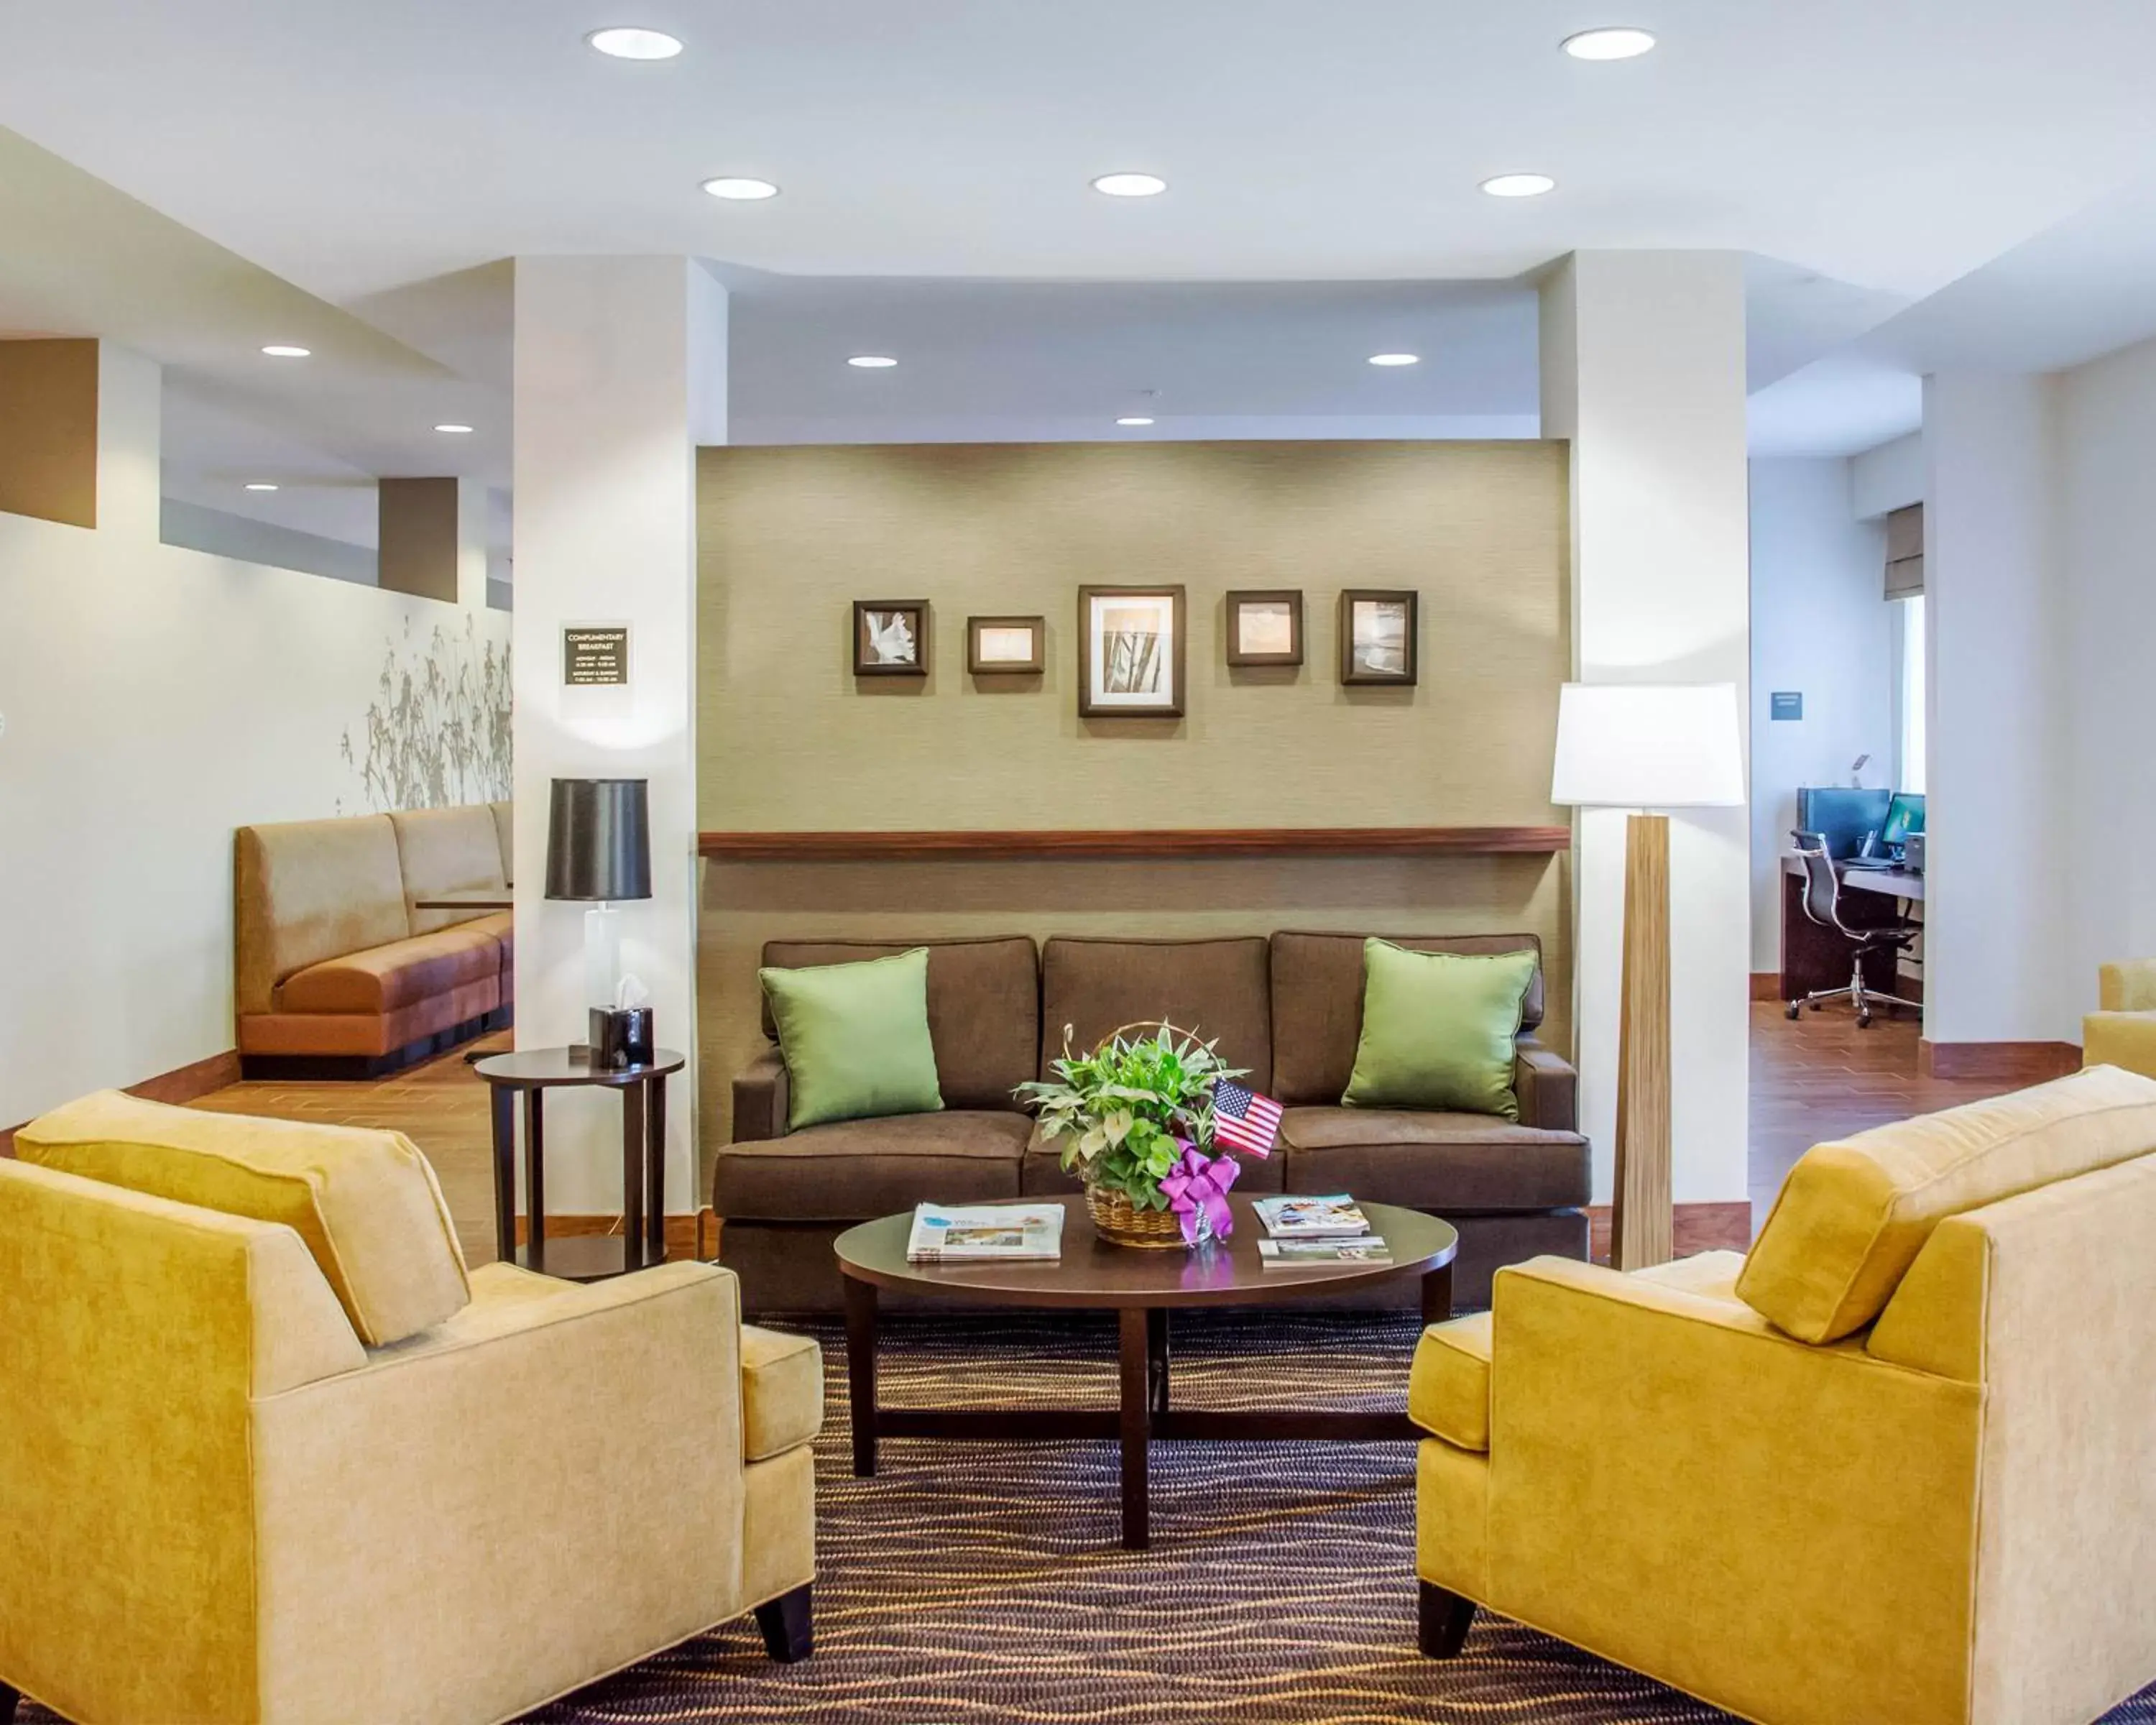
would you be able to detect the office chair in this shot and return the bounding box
[1786,836,1920,1029]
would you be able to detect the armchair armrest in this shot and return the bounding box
[1477,1254,1984,1724]
[247,1264,750,1721]
[1511,1041,1577,1132]
[2099,957,2156,1012]
[2083,1010,2156,1080]
[732,1042,791,1142]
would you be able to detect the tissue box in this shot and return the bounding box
[588,1006,655,1070]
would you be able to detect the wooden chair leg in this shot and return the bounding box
[1418,1580,1476,1657]
[754,1583,814,1664]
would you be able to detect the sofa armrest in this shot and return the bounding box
[732,1042,791,1142]
[249,1264,751,1719]
[1512,1042,1577,1132]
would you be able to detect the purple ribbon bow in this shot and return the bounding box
[1159,1141,1240,1245]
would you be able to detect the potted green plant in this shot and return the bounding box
[1015,1022,1250,1248]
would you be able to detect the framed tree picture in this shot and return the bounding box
[1077,585,1186,717]
[1225,589,1304,667]
[967,615,1046,675]
[1338,589,1418,686]
[852,599,930,676]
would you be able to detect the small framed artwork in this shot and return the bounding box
[967,615,1046,675]
[852,599,929,676]
[1225,589,1304,667]
[1078,584,1187,718]
[1339,589,1419,686]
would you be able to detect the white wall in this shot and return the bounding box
[1747,459,1897,972]
[0,343,510,1127]
[1851,430,1925,520]
[1542,252,1752,1206]
[1922,371,2066,1045]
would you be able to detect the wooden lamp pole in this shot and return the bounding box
[1613,810,1673,1271]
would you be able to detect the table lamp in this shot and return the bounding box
[1550,684,1744,1270]
[545,777,653,1014]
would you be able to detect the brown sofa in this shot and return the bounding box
[235,803,513,1076]
[717,932,1587,1313]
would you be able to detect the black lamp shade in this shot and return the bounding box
[545,778,652,901]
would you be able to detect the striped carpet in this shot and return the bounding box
[517,1310,2155,1725]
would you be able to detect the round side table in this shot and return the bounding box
[474,1046,686,1282]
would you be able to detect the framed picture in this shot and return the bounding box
[1225,589,1304,667]
[1339,589,1419,686]
[852,599,929,676]
[1077,585,1186,718]
[967,615,1046,675]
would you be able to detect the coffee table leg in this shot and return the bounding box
[845,1275,879,1478]
[1146,1307,1171,1414]
[1119,1307,1151,1551]
[489,1085,515,1265]
[1422,1261,1455,1327]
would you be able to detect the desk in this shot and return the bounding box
[1778,854,1924,1005]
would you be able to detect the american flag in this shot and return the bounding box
[1211,1078,1282,1159]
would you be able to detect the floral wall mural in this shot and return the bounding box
[341,615,512,811]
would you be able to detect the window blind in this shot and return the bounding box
[1885,502,1924,599]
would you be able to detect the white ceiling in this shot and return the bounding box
[10,1,2156,502]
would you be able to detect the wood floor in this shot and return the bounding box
[178,1001,2040,1266]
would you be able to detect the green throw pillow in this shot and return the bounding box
[759,948,944,1132]
[1341,939,1537,1121]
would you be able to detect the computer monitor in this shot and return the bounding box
[1881,791,1925,847]
[1795,786,1893,860]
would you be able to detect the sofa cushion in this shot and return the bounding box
[1040,936,1272,1093]
[391,804,510,936]
[234,814,413,1017]
[15,1090,470,1346]
[714,1110,1032,1221]
[762,948,945,1131]
[277,922,502,1015]
[740,1325,824,1460]
[1738,1064,2156,1343]
[1409,1312,1493,1450]
[1343,941,1538,1120]
[1270,932,1546,1105]
[1279,1106,1589,1212]
[760,937,1038,1110]
[1019,1118,1288,1196]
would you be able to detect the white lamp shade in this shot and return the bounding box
[1550,682,1746,809]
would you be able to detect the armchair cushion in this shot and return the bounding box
[740,1325,824,1460]
[1738,1063,2156,1343]
[16,1090,470,1346]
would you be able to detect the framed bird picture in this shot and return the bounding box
[852,599,930,676]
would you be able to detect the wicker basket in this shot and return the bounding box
[1085,1179,1195,1249]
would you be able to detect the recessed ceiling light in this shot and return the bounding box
[586,27,683,60]
[245,482,280,492]
[1368,353,1421,367]
[261,344,310,359]
[847,355,898,369]
[1562,26,1657,60]
[702,176,780,201]
[434,423,475,435]
[1116,417,1155,426]
[1481,173,1557,198]
[1092,172,1168,198]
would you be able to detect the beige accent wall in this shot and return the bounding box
[695,441,1573,1160]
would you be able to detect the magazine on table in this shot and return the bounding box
[1258,1237,1394,1268]
[1252,1195,1372,1239]
[906,1202,1066,1263]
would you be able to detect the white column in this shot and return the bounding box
[512,257,726,1217]
[1921,372,2066,1048]
[1539,252,1752,1207]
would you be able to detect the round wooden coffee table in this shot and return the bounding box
[834,1194,1458,1550]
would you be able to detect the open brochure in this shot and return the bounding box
[1258,1237,1393,1268]
[906,1202,1067,1263]
[1253,1195,1371,1239]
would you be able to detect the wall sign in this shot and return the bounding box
[563,625,630,687]
[1769,691,1803,722]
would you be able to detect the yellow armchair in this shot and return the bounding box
[1412,1065,2156,1725]
[0,1095,821,1725]
[2083,956,2156,1078]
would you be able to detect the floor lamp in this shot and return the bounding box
[1551,684,1745,1271]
